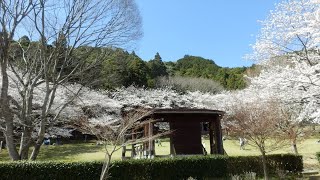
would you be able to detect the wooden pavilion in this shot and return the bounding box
[122,108,225,159]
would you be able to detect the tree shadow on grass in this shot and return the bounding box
[36,142,104,161]
[0,142,104,162]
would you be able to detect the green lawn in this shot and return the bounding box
[1,138,319,170]
[223,138,320,170]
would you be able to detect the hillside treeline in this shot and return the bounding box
[95,49,251,91]
[86,48,251,91]
[12,37,254,92]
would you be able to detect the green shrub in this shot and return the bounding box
[317,152,320,164]
[227,156,262,176]
[0,154,302,180]
[227,154,303,177]
[0,161,102,180]
[267,154,303,174]
[109,156,228,180]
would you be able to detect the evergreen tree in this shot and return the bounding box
[128,54,149,86]
[147,52,168,78]
[18,35,30,47]
[101,48,131,88]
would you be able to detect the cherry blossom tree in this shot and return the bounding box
[71,86,199,179]
[74,107,150,180]
[74,105,174,180]
[246,63,320,152]
[187,64,318,154]
[243,0,320,154]
[0,0,37,161]
[247,0,320,64]
[226,98,288,180]
[1,68,203,161]
[246,0,320,113]
[1,0,143,161]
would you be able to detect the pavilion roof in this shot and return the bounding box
[135,108,224,122]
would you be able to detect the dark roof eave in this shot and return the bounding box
[152,108,224,115]
[135,108,225,122]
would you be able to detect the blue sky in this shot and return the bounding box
[135,0,281,67]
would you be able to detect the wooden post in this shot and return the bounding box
[121,146,126,160]
[131,129,136,158]
[149,122,155,157]
[214,117,223,154]
[209,121,216,154]
[217,116,224,154]
[144,124,149,157]
[169,121,174,155]
[148,122,153,158]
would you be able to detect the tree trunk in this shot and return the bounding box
[291,141,298,155]
[1,56,20,160]
[0,141,3,153]
[19,127,33,159]
[30,123,46,160]
[261,151,269,180]
[4,122,20,160]
[100,153,112,180]
[30,142,42,161]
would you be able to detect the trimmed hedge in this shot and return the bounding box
[0,161,102,180]
[0,154,302,180]
[109,155,228,180]
[228,154,303,177]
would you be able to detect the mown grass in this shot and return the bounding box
[223,138,320,170]
[0,138,319,170]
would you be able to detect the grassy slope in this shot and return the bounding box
[0,138,319,169]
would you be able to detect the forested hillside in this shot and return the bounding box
[11,38,253,91]
[167,55,248,90]
[97,49,253,91]
[84,48,252,91]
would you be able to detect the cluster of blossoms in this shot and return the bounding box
[245,0,320,123]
